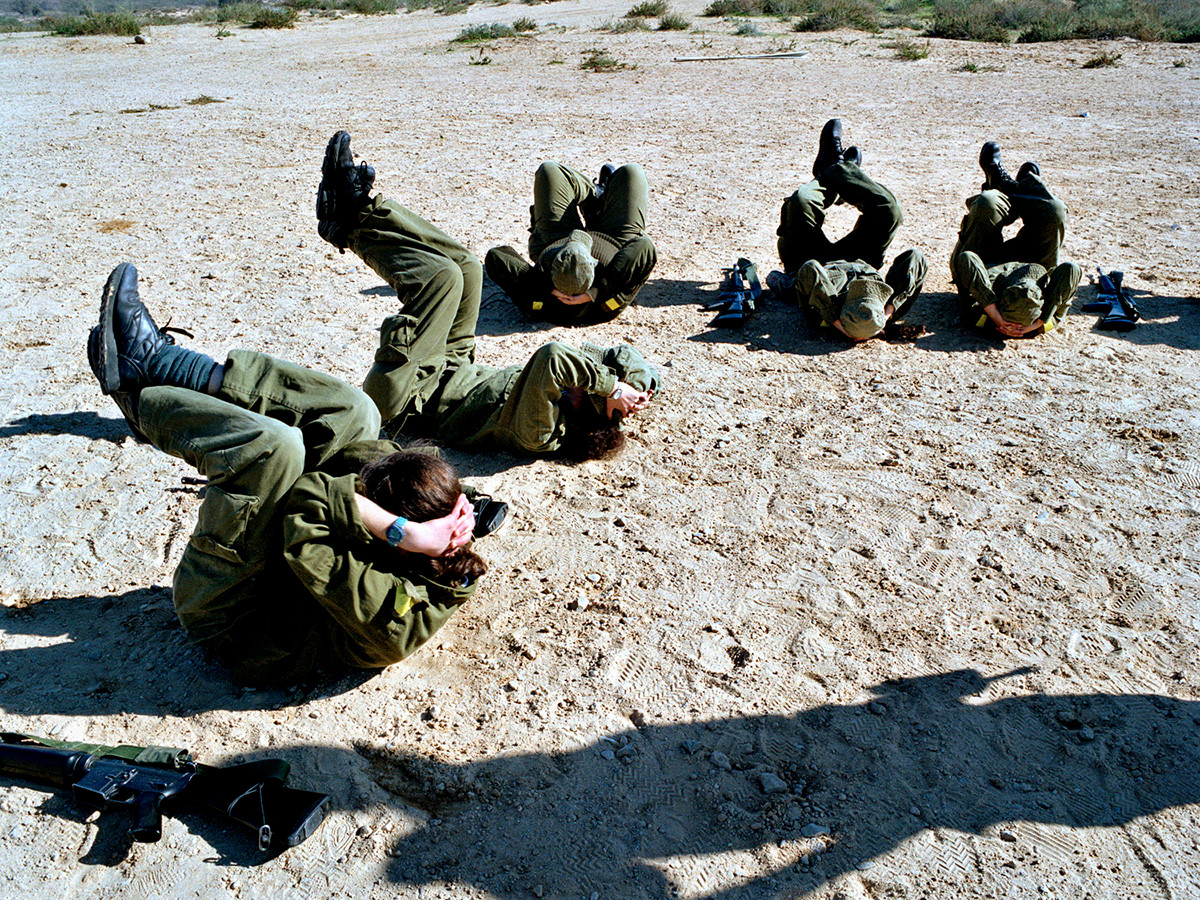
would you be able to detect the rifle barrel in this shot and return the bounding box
[0,743,93,789]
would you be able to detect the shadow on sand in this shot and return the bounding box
[346,668,1199,899]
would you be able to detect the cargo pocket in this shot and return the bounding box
[377,313,418,364]
[189,487,258,564]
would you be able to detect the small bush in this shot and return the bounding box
[890,37,930,58]
[604,16,650,31]
[659,11,690,29]
[704,0,764,16]
[1082,49,1121,67]
[454,22,515,42]
[249,5,298,27]
[926,0,1010,42]
[46,10,142,36]
[0,14,33,30]
[217,2,295,26]
[792,0,879,32]
[346,0,399,13]
[512,15,537,30]
[627,0,667,15]
[581,47,631,71]
[734,18,763,34]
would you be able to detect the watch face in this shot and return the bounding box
[386,518,406,546]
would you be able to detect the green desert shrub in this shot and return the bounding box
[46,9,142,35]
[890,36,931,56]
[628,0,667,15]
[605,15,649,30]
[580,47,631,70]
[512,15,537,30]
[453,22,515,41]
[1082,48,1121,65]
[703,0,767,15]
[792,0,880,31]
[659,10,690,28]
[926,0,1010,41]
[345,0,399,13]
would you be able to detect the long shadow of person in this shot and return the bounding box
[357,668,1199,899]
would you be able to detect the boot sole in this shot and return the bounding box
[95,262,137,394]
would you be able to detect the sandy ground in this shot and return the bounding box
[2,2,1200,898]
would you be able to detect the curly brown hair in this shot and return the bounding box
[358,451,486,585]
[563,422,627,462]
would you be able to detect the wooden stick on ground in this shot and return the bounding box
[672,51,809,62]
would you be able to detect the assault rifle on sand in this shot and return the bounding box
[0,733,329,853]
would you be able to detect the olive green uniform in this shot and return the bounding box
[794,253,927,330]
[485,162,657,325]
[778,161,926,329]
[139,349,475,685]
[349,198,658,453]
[951,174,1081,333]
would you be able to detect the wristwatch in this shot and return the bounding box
[385,517,408,547]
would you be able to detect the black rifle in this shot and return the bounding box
[706,258,763,328]
[0,734,329,853]
[1086,267,1140,331]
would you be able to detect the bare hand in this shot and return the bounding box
[606,381,654,420]
[402,494,475,557]
[984,303,1030,338]
[551,288,592,306]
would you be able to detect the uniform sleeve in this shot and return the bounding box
[281,472,470,667]
[495,342,618,453]
[584,342,659,394]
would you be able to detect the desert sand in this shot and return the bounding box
[1,2,1199,898]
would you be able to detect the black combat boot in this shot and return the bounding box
[812,118,845,178]
[979,141,1020,193]
[316,130,376,252]
[88,263,190,396]
[1017,160,1041,181]
[87,263,189,440]
[595,163,617,197]
[842,145,862,167]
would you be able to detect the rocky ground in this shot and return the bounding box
[1,3,1199,898]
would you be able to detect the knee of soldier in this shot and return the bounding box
[428,256,464,298]
[1046,197,1068,229]
[258,418,307,482]
[951,250,984,287]
[461,252,484,285]
[344,387,383,440]
[534,161,566,190]
[794,259,824,294]
[1053,261,1082,293]
[896,247,927,278]
[613,162,647,188]
[967,190,1006,222]
[790,184,822,217]
[529,341,573,377]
